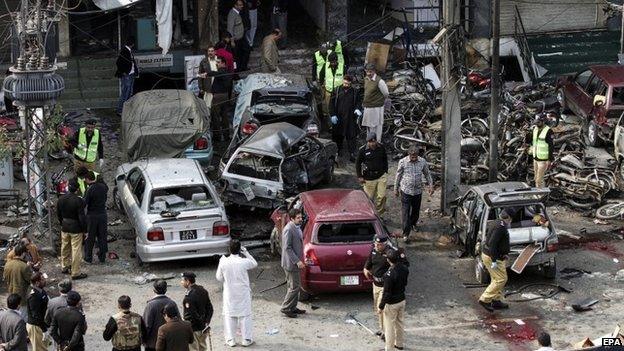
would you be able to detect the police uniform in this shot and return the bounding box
[479,220,510,310]
[182,273,214,351]
[379,254,409,351]
[26,285,49,351]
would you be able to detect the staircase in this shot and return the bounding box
[56,57,119,111]
[526,30,620,81]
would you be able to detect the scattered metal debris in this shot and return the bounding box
[571,298,599,312]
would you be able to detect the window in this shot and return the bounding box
[133,177,146,205]
[585,76,606,97]
[462,191,477,214]
[229,152,281,182]
[127,169,142,189]
[148,186,216,213]
[612,87,624,105]
[316,222,376,243]
[575,70,592,88]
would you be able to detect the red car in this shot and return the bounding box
[270,189,385,299]
[557,65,624,146]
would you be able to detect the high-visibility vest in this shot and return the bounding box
[532,126,550,160]
[73,128,100,163]
[333,40,344,66]
[314,51,327,80]
[77,172,99,196]
[111,311,142,350]
[324,61,344,93]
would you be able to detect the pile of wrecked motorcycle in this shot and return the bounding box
[384,66,622,218]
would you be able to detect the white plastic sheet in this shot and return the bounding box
[156,0,173,55]
[93,0,141,11]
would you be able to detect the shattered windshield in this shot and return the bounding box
[148,186,216,214]
[228,152,281,182]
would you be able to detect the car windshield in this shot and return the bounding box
[228,152,281,182]
[611,87,624,105]
[316,222,377,243]
[148,186,216,214]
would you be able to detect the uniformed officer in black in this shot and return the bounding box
[355,132,389,214]
[379,250,409,351]
[180,272,213,351]
[479,210,512,312]
[363,234,406,340]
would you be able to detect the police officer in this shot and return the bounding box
[527,114,553,188]
[73,166,99,197]
[26,272,49,351]
[363,235,393,340]
[478,210,512,312]
[319,52,344,122]
[379,250,409,351]
[355,132,389,215]
[72,119,103,172]
[102,295,146,351]
[311,42,329,82]
[180,272,214,351]
[83,171,109,264]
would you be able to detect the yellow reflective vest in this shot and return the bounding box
[73,128,100,163]
[532,126,550,161]
[77,171,99,196]
[324,61,344,93]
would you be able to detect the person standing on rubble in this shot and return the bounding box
[356,132,389,215]
[198,46,219,108]
[72,119,103,173]
[319,53,345,128]
[83,171,109,264]
[200,55,232,142]
[361,63,389,143]
[478,210,512,312]
[312,43,329,83]
[261,29,282,73]
[228,0,250,72]
[329,74,361,161]
[115,36,139,116]
[57,179,87,280]
[394,146,434,243]
[527,114,553,188]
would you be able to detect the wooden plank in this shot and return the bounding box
[511,244,540,274]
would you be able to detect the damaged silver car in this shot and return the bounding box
[219,123,338,209]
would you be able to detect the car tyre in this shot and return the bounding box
[542,258,557,279]
[585,120,601,147]
[475,256,490,284]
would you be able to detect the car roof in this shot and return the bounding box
[590,65,624,87]
[301,189,378,222]
[131,158,205,189]
[238,122,307,157]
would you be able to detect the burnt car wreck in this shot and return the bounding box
[219,123,338,209]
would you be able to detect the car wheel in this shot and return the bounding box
[269,227,280,256]
[556,89,568,112]
[542,258,557,279]
[323,158,335,184]
[475,256,490,284]
[298,288,312,302]
[586,120,600,147]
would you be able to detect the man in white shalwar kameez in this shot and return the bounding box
[216,240,258,347]
[361,63,389,143]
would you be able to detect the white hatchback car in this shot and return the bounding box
[113,158,230,263]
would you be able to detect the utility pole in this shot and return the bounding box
[488,0,500,182]
[440,0,462,213]
[3,0,64,245]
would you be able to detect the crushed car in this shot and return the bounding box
[451,182,558,283]
[121,89,213,169]
[219,122,337,209]
[113,158,230,263]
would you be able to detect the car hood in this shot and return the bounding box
[237,122,307,157]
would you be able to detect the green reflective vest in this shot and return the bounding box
[324,61,344,93]
[73,128,100,163]
[77,171,99,196]
[333,40,344,66]
[314,51,326,80]
[532,126,550,160]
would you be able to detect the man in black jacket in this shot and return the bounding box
[355,132,389,215]
[26,272,48,351]
[329,74,361,161]
[180,272,213,351]
[0,294,28,351]
[83,171,109,264]
[50,291,87,351]
[200,56,233,142]
[57,180,87,279]
[115,36,139,116]
[143,280,179,351]
[103,295,147,351]
[379,250,409,351]
[479,210,512,312]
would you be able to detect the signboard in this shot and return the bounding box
[135,54,173,68]
[184,55,205,96]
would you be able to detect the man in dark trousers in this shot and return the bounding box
[280,208,306,319]
[44,280,73,328]
[57,180,87,279]
[527,113,554,188]
[227,0,250,72]
[379,250,409,351]
[271,0,288,47]
[71,119,103,172]
[479,210,512,312]
[115,36,139,116]
[83,171,109,264]
[26,272,49,351]
[200,56,233,142]
[180,272,213,351]
[143,280,179,351]
[329,74,361,161]
[356,132,389,215]
[155,303,193,351]
[0,294,28,351]
[103,295,147,351]
[50,291,87,351]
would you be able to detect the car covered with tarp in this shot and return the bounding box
[121,89,213,167]
[220,122,337,209]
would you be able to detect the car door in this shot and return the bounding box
[455,190,476,243]
[122,168,145,227]
[582,74,607,118]
[565,69,593,116]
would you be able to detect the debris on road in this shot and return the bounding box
[265,328,279,336]
[131,272,176,285]
[571,298,599,312]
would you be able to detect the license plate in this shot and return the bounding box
[241,184,255,201]
[180,230,197,241]
[340,275,359,286]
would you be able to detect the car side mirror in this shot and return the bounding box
[593,95,606,107]
[116,174,126,181]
